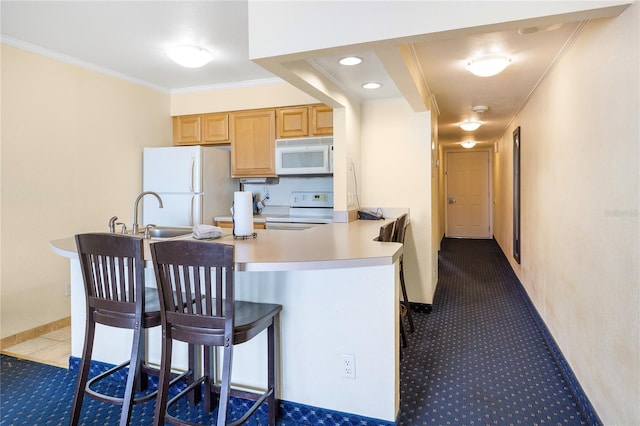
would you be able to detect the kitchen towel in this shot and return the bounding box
[233,191,254,237]
[192,224,223,240]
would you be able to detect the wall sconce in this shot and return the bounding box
[466,54,511,77]
[167,45,213,68]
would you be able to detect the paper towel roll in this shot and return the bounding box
[233,191,254,237]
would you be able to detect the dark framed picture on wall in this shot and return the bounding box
[513,126,521,264]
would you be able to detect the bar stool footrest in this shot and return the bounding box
[85,360,158,405]
[163,377,273,426]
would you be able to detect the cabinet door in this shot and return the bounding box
[230,109,276,177]
[202,113,229,144]
[311,105,333,135]
[173,115,201,145]
[277,107,309,138]
[216,220,265,229]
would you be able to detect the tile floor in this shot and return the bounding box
[1,326,71,369]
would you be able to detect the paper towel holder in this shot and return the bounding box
[231,203,257,240]
[233,231,257,240]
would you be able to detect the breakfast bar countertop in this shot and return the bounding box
[49,217,404,422]
[50,219,402,272]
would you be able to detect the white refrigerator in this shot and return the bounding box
[142,146,237,227]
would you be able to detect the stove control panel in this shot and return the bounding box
[290,191,334,208]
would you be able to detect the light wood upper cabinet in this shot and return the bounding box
[173,115,201,145]
[202,113,229,144]
[276,104,333,138]
[230,109,276,177]
[311,105,334,136]
[173,113,229,145]
[277,107,308,138]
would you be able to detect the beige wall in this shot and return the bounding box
[0,45,171,338]
[170,82,319,116]
[493,5,639,424]
[361,99,435,303]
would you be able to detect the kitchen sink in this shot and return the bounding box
[148,226,192,239]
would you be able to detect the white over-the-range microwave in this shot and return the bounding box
[275,137,333,175]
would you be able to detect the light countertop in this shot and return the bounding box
[50,219,402,272]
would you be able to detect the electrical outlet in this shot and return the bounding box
[341,354,356,379]
[65,282,71,296]
[348,193,355,206]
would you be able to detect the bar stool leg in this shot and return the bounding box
[70,318,96,426]
[267,322,277,425]
[400,307,409,348]
[204,345,214,412]
[119,325,144,426]
[153,332,173,426]
[188,343,201,406]
[216,344,234,425]
[399,258,415,333]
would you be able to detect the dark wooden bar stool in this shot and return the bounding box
[378,221,395,242]
[393,214,415,334]
[150,239,282,426]
[71,233,161,426]
[378,221,409,348]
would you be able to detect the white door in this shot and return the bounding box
[445,150,491,238]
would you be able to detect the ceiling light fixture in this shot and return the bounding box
[339,56,363,66]
[518,23,562,35]
[167,45,213,68]
[461,141,477,149]
[459,120,483,131]
[471,105,489,114]
[362,82,382,90]
[466,54,511,77]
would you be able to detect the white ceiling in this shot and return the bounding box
[0,1,598,147]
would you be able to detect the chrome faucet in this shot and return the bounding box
[108,216,118,233]
[132,191,163,235]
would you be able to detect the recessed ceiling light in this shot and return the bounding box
[339,56,363,66]
[167,45,213,68]
[461,141,477,149]
[362,82,382,90]
[466,54,511,77]
[459,120,483,131]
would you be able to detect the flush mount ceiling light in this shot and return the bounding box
[518,23,562,35]
[362,82,382,90]
[471,105,489,114]
[461,141,477,149]
[167,45,213,68]
[459,120,483,131]
[466,54,511,77]
[339,56,363,66]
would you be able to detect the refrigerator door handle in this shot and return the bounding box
[190,195,195,226]
[189,157,195,193]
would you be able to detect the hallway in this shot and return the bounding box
[397,238,600,425]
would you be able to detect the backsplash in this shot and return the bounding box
[242,176,333,207]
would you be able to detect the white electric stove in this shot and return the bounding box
[266,191,333,230]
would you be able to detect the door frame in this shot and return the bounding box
[443,147,494,238]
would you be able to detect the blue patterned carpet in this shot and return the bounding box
[1,238,600,425]
[396,238,600,425]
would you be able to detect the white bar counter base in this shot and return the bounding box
[50,219,402,422]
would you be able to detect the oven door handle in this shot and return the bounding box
[266,222,318,230]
